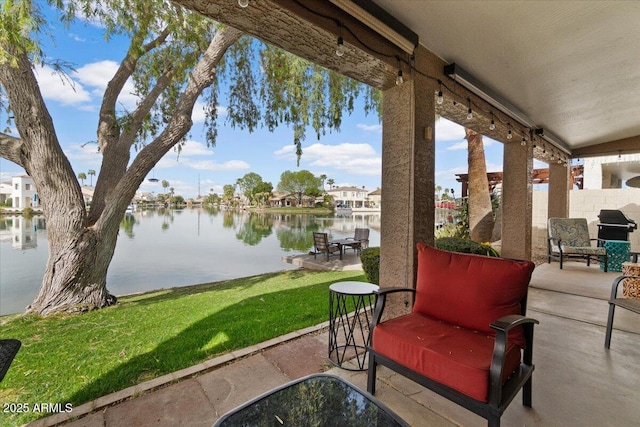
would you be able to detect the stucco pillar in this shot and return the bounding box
[380,65,435,300]
[548,161,570,219]
[501,141,533,260]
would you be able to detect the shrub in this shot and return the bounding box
[435,223,467,239]
[435,237,500,257]
[22,207,34,218]
[360,247,380,285]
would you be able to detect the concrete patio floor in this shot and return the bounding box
[27,261,640,427]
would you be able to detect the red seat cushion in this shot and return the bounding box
[413,244,534,347]
[372,313,522,402]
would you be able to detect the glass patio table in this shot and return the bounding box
[212,373,409,427]
[0,339,21,382]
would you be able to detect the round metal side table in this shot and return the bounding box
[328,281,379,371]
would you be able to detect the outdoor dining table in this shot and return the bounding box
[212,373,409,427]
[0,339,21,383]
[329,239,361,258]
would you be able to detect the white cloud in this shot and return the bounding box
[183,159,251,171]
[35,65,92,105]
[66,143,102,166]
[445,135,498,151]
[436,165,467,179]
[191,101,228,123]
[275,142,381,176]
[446,141,468,151]
[357,123,382,132]
[175,140,214,157]
[73,61,138,110]
[436,118,465,141]
[69,33,85,42]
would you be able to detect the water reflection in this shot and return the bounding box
[1,209,380,315]
[0,215,46,250]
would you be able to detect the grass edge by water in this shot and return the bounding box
[0,269,365,426]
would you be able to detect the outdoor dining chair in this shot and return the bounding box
[345,228,370,254]
[312,232,341,261]
[547,217,608,271]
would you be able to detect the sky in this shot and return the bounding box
[0,4,546,200]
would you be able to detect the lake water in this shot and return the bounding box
[0,209,380,315]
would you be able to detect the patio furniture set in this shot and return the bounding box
[4,217,637,427]
[547,211,637,273]
[312,228,370,261]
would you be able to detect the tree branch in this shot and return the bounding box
[0,132,26,167]
[95,26,243,230]
[98,27,171,152]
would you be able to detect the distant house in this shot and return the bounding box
[269,191,316,208]
[327,186,372,208]
[367,188,381,208]
[6,175,40,209]
[0,181,12,205]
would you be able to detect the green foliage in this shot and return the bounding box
[235,212,273,245]
[434,237,500,257]
[359,247,380,285]
[277,170,321,204]
[435,223,467,239]
[22,206,34,217]
[0,0,45,67]
[203,193,220,205]
[236,172,273,206]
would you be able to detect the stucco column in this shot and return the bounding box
[501,141,533,260]
[380,66,435,299]
[548,161,570,219]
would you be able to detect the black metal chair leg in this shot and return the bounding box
[367,355,377,395]
[523,376,533,407]
[488,415,500,427]
[604,303,616,349]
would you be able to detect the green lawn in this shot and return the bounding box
[0,270,364,425]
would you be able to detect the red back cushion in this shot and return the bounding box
[413,244,534,346]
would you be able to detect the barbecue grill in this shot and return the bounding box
[597,209,637,241]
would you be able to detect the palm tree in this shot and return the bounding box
[435,184,442,201]
[327,178,335,190]
[319,174,327,193]
[87,169,96,186]
[77,172,87,186]
[162,180,170,206]
[465,129,494,242]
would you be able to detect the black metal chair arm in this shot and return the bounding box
[375,287,417,296]
[370,288,416,332]
[488,315,538,406]
[548,236,561,245]
[490,315,539,333]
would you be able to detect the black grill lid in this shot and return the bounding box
[598,209,637,229]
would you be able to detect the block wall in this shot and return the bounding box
[532,189,640,255]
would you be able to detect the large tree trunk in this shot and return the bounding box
[465,129,494,242]
[28,224,119,315]
[1,48,119,315]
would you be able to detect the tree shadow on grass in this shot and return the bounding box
[66,277,344,407]
[117,269,317,306]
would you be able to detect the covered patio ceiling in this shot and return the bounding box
[177,1,639,163]
[374,0,640,158]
